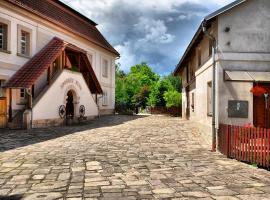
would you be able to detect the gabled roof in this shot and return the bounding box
[4,37,103,94]
[174,0,246,75]
[5,37,65,88]
[6,0,120,57]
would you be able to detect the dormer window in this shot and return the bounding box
[0,23,8,51]
[20,30,30,56]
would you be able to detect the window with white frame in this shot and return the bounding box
[102,91,108,106]
[207,81,212,116]
[19,30,30,56]
[102,58,109,78]
[0,23,8,51]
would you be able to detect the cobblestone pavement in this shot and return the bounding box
[0,115,270,200]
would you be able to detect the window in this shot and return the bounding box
[102,59,109,78]
[20,89,25,99]
[0,80,5,97]
[19,30,30,56]
[102,91,108,106]
[207,81,212,116]
[197,48,201,67]
[0,23,8,51]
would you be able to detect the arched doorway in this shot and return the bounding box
[66,90,74,119]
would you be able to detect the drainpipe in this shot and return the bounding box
[202,20,217,152]
[97,95,103,118]
[25,88,33,129]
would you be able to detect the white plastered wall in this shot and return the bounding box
[0,3,116,115]
[32,70,98,121]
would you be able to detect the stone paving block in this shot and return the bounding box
[152,188,175,194]
[84,181,110,187]
[32,175,45,180]
[213,196,240,200]
[23,192,63,200]
[181,191,211,198]
[2,162,21,168]
[125,180,148,186]
[0,115,270,200]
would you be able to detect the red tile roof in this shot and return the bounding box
[4,37,103,94]
[5,37,65,88]
[6,0,120,56]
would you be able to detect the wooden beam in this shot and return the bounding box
[8,88,12,122]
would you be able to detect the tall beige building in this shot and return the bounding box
[174,0,270,143]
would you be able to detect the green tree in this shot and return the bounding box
[115,62,159,112]
[163,90,182,108]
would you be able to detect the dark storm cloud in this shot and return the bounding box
[61,0,234,75]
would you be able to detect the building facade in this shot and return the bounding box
[174,0,270,144]
[0,0,119,128]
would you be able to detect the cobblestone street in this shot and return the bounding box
[0,115,270,200]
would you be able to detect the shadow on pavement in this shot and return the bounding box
[0,115,147,152]
[0,195,22,200]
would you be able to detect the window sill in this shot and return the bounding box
[17,53,31,59]
[0,49,11,54]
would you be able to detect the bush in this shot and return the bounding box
[163,90,181,108]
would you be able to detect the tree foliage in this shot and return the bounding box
[163,90,182,108]
[115,62,182,113]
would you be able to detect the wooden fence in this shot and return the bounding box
[218,124,270,169]
[150,106,181,116]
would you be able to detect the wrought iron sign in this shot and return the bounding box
[59,105,66,118]
[79,105,85,117]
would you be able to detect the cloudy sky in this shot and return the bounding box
[61,0,234,75]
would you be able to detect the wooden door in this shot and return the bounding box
[253,83,270,128]
[0,97,7,128]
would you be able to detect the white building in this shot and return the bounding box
[174,0,270,145]
[0,0,119,128]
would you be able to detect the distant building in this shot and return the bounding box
[174,0,270,144]
[0,0,119,128]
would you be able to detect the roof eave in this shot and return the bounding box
[5,0,120,57]
[174,0,247,76]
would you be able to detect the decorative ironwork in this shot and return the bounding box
[79,105,85,117]
[59,105,66,118]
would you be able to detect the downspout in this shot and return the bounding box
[97,95,103,118]
[26,88,33,129]
[202,20,218,152]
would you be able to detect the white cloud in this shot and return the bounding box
[61,0,235,74]
[135,17,175,45]
[114,42,136,72]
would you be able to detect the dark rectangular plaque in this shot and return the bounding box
[228,100,248,118]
